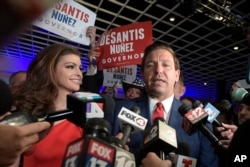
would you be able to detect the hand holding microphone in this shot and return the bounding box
[192,100,223,127]
[214,123,238,149]
[142,117,177,160]
[117,106,148,148]
[0,121,51,166]
[141,152,172,167]
[62,118,116,167]
[178,104,223,149]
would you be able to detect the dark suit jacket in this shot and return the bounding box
[105,96,219,167]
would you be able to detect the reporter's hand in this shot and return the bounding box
[142,152,172,167]
[219,139,231,149]
[115,132,130,151]
[217,123,238,140]
[0,111,11,120]
[215,123,238,150]
[0,121,51,166]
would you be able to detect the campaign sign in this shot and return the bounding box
[103,65,137,87]
[32,0,96,45]
[96,21,153,69]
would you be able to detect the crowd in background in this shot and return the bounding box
[0,2,250,167]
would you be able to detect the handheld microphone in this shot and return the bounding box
[204,103,221,126]
[62,118,116,167]
[118,106,145,148]
[231,87,250,106]
[109,137,136,167]
[0,79,13,116]
[117,106,148,147]
[1,92,106,127]
[142,117,178,160]
[178,104,223,148]
[172,142,197,167]
[193,100,222,127]
[67,92,105,127]
[101,94,115,119]
[0,109,73,126]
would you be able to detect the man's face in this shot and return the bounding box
[238,103,250,125]
[142,48,180,100]
[125,87,142,99]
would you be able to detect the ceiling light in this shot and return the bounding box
[233,46,239,50]
[169,17,175,22]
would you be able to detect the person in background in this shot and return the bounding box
[228,80,250,126]
[213,99,237,126]
[8,70,27,95]
[14,43,84,167]
[80,26,104,94]
[212,99,237,167]
[236,103,250,126]
[173,71,186,100]
[226,119,250,167]
[121,77,146,99]
[106,41,219,166]
[180,96,195,107]
[103,78,146,100]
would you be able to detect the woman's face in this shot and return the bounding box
[55,54,83,94]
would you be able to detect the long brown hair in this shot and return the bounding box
[14,43,81,115]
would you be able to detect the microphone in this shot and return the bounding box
[172,142,197,167]
[109,137,136,167]
[1,92,107,127]
[192,100,222,127]
[118,106,146,148]
[101,94,115,119]
[231,87,250,106]
[0,109,73,126]
[178,104,223,148]
[62,118,116,167]
[67,92,106,127]
[142,117,178,160]
[0,79,13,116]
[117,106,148,147]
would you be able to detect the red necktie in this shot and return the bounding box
[152,102,164,121]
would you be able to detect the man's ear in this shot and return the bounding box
[180,86,186,97]
[175,69,180,82]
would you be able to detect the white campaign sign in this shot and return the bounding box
[32,0,96,45]
[103,65,137,87]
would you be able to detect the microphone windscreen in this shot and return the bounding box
[84,118,111,141]
[0,79,13,115]
[192,100,202,108]
[178,104,191,116]
[231,87,248,102]
[101,94,115,115]
[130,106,141,115]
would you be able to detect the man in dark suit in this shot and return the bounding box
[106,42,218,166]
